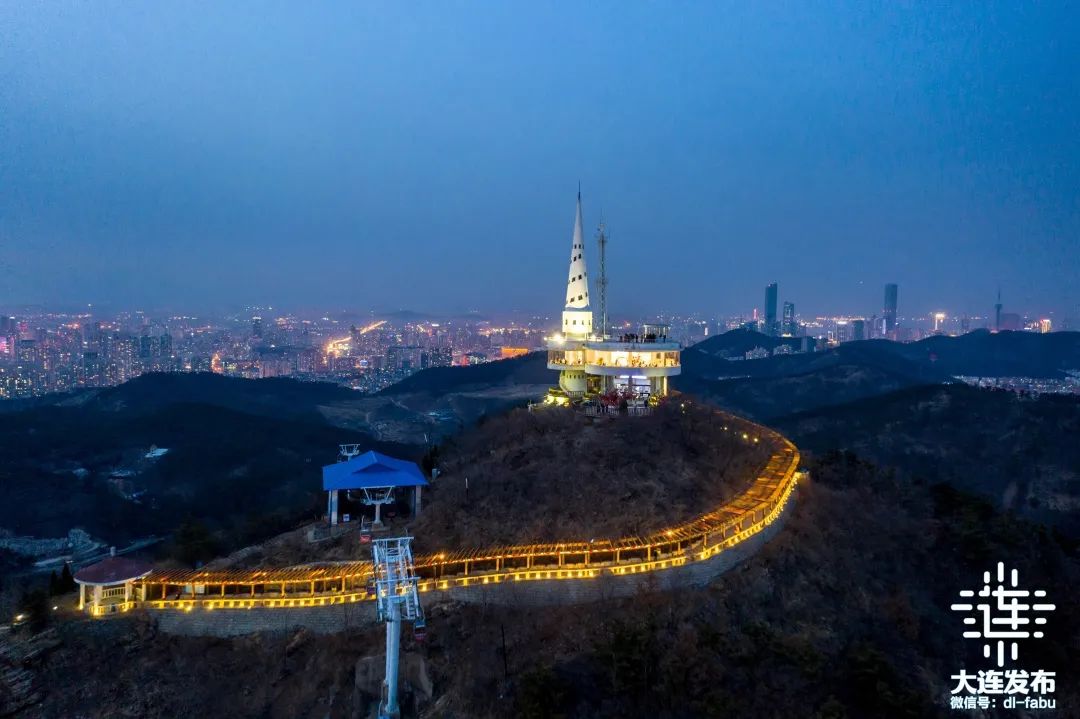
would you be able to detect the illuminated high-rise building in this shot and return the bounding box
[884,283,898,335]
[765,283,778,336]
[994,289,1003,332]
[781,301,796,336]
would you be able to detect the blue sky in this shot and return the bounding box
[1,2,1077,320]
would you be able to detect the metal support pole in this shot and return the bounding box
[383,602,402,717]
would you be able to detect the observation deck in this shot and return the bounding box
[547,332,681,397]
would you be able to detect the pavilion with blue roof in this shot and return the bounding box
[323,449,428,527]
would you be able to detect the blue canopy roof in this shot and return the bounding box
[322,450,429,491]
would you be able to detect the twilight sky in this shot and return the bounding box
[1,3,1077,320]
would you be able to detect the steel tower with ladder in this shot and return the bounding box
[372,536,425,719]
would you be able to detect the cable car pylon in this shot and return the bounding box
[372,536,425,718]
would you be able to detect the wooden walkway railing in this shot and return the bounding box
[108,409,801,615]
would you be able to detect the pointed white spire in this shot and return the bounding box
[565,190,589,310]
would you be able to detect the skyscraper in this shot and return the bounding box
[765,283,778,337]
[781,301,796,336]
[994,289,1003,332]
[883,283,898,335]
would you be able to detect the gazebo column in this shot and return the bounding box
[328,489,339,526]
[78,584,85,610]
[93,585,102,610]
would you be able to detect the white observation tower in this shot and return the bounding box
[546,189,680,402]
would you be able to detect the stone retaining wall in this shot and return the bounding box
[432,492,792,608]
[157,598,377,637]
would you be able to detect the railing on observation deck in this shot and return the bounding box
[548,355,681,369]
[581,404,652,417]
[115,410,800,614]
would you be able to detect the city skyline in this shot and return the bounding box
[2,4,1078,318]
[0,276,1067,327]
[0,295,1067,402]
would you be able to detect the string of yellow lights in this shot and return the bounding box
[117,409,800,614]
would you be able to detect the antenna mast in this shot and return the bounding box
[597,220,608,338]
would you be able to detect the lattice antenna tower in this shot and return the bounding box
[597,217,609,339]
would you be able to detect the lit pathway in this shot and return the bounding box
[100,410,800,616]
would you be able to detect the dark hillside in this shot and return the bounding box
[23,452,1079,718]
[895,329,1080,378]
[675,365,944,422]
[0,401,413,556]
[378,351,549,396]
[78,372,359,424]
[778,384,1080,536]
[676,329,1080,422]
[683,329,1080,383]
[410,403,771,551]
[682,336,951,383]
[686,328,797,357]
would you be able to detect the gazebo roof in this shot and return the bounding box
[74,556,154,586]
[322,450,428,491]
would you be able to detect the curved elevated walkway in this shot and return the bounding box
[99,410,802,634]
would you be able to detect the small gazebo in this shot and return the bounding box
[74,549,153,616]
[323,449,428,527]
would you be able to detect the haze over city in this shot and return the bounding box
[2,3,1078,319]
